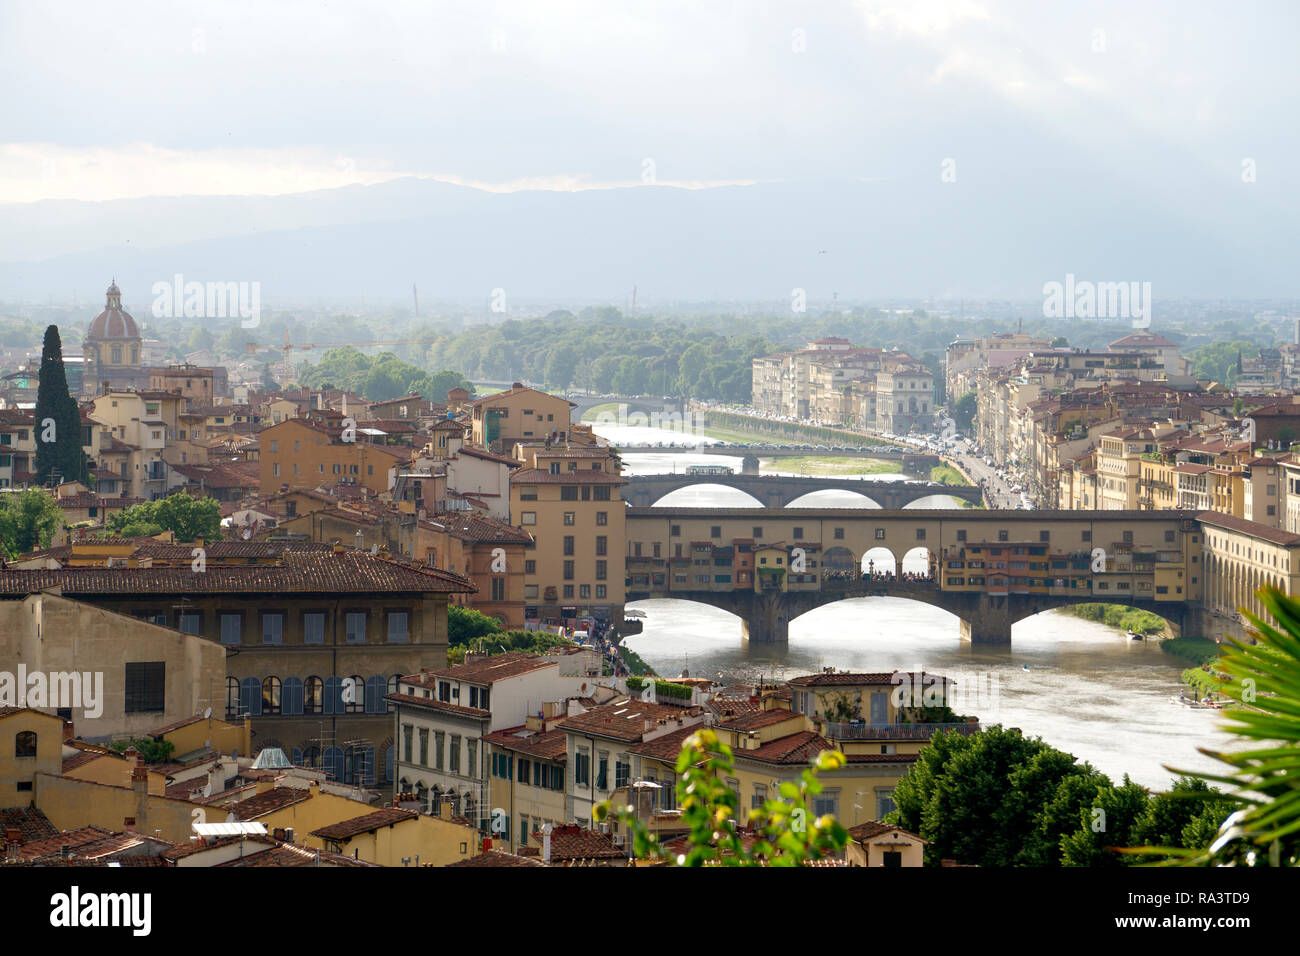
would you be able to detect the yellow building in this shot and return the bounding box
[845,821,927,867]
[309,804,479,866]
[470,385,575,453]
[259,410,410,495]
[483,719,569,852]
[0,707,65,807]
[146,713,252,761]
[510,448,626,629]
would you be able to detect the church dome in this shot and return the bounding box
[87,280,140,340]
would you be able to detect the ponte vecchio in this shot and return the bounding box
[625,507,1211,644]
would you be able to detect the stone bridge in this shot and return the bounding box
[625,577,1189,644]
[622,474,983,509]
[623,507,1206,644]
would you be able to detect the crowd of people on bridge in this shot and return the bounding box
[821,567,936,584]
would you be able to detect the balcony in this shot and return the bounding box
[822,721,981,741]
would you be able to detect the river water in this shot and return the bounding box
[598,420,1239,789]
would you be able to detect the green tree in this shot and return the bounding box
[888,725,1061,866]
[447,605,503,647]
[106,492,221,543]
[952,390,977,433]
[544,349,578,391]
[34,325,89,486]
[1059,776,1150,866]
[1132,777,1232,850]
[596,729,848,865]
[0,488,63,558]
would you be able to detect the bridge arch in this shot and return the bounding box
[860,546,900,578]
[649,484,764,508]
[1005,601,1184,639]
[786,488,883,509]
[822,546,856,572]
[903,493,970,509]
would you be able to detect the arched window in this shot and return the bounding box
[225,677,241,719]
[15,731,36,758]
[261,677,282,715]
[346,675,365,713]
[304,677,324,715]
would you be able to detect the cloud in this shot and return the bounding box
[0,142,760,203]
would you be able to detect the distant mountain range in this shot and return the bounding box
[2,173,1297,307]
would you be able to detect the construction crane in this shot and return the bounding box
[246,330,432,379]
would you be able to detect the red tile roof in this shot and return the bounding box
[730,731,833,766]
[310,808,418,841]
[0,547,474,596]
[483,726,569,761]
[544,824,625,861]
[228,787,312,820]
[556,699,703,743]
[446,849,548,867]
[413,652,559,685]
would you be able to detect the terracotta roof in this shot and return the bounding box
[731,731,833,766]
[469,387,576,408]
[556,699,703,743]
[61,751,115,772]
[171,461,260,489]
[717,709,803,732]
[413,652,559,685]
[1197,511,1300,546]
[446,849,548,867]
[384,693,491,720]
[0,547,474,596]
[544,824,625,861]
[310,808,418,841]
[146,714,208,736]
[16,826,158,862]
[422,511,532,545]
[453,446,522,467]
[228,787,312,820]
[483,726,569,761]
[851,820,920,845]
[623,724,700,762]
[161,833,280,861]
[0,807,58,848]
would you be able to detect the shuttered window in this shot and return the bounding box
[124,662,165,713]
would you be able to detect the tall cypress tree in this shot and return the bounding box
[34,325,89,486]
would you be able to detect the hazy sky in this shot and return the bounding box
[3,0,1297,203]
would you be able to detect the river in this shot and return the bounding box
[597,420,1240,789]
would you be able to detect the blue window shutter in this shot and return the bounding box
[385,746,395,783]
[364,746,376,785]
[240,677,261,717]
[283,677,304,716]
[292,747,304,766]
[323,676,343,715]
[323,746,344,781]
[366,676,386,715]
